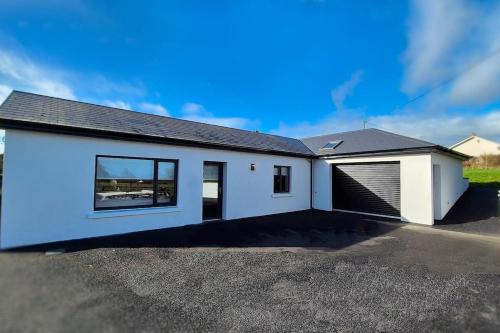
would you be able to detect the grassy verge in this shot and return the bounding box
[463,168,500,186]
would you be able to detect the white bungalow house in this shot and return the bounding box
[450,135,500,157]
[0,91,469,248]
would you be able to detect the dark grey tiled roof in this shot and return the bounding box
[301,128,438,156]
[0,91,314,157]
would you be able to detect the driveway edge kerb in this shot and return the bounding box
[370,219,500,243]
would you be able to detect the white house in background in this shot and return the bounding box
[450,135,500,157]
[0,91,469,248]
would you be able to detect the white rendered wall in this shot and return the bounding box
[431,152,469,220]
[313,154,434,225]
[0,130,311,248]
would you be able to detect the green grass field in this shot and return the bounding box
[463,168,500,185]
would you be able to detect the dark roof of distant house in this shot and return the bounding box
[0,91,314,157]
[301,128,468,159]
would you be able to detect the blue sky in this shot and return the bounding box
[0,0,499,152]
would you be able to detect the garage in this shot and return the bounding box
[303,128,469,225]
[332,162,401,217]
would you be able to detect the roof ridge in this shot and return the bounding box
[369,128,436,147]
[300,128,373,140]
[301,127,438,147]
[9,90,306,144]
[449,134,500,149]
[449,137,471,149]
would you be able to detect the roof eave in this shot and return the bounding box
[0,118,316,159]
[317,147,436,158]
[435,146,471,160]
[449,135,475,149]
[317,146,470,160]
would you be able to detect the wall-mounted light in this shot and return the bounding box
[250,163,256,171]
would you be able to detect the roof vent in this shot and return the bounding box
[321,140,343,150]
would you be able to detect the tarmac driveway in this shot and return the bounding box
[0,186,499,332]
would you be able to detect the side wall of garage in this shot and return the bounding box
[431,152,469,220]
[312,154,435,225]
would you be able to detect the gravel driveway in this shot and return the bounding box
[1,187,499,332]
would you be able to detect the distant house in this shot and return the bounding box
[450,135,500,157]
[0,91,470,248]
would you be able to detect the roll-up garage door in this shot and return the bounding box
[332,162,401,217]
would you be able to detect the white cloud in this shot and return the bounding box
[273,1,500,146]
[403,0,500,106]
[103,100,131,110]
[0,44,173,128]
[184,114,258,129]
[271,110,365,139]
[449,55,500,105]
[331,70,363,111]
[181,102,205,115]
[180,102,259,130]
[0,49,75,100]
[448,3,500,105]
[138,102,169,116]
[271,109,500,146]
[271,71,367,138]
[403,0,472,93]
[0,84,12,104]
[92,75,146,97]
[368,110,500,146]
[0,43,146,110]
[271,120,345,140]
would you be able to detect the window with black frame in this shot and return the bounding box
[94,156,177,210]
[273,165,290,193]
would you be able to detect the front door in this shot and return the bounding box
[203,162,223,220]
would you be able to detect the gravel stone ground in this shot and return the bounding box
[1,186,499,332]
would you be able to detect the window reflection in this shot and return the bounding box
[94,157,177,210]
[157,161,176,204]
[273,165,290,193]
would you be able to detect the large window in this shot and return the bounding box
[274,165,290,193]
[94,156,178,210]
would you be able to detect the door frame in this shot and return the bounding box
[202,161,224,221]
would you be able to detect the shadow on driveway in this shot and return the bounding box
[435,184,500,235]
[7,184,499,252]
[9,210,402,253]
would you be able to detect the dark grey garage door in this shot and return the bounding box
[332,162,401,217]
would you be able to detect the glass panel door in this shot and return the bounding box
[203,162,223,220]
